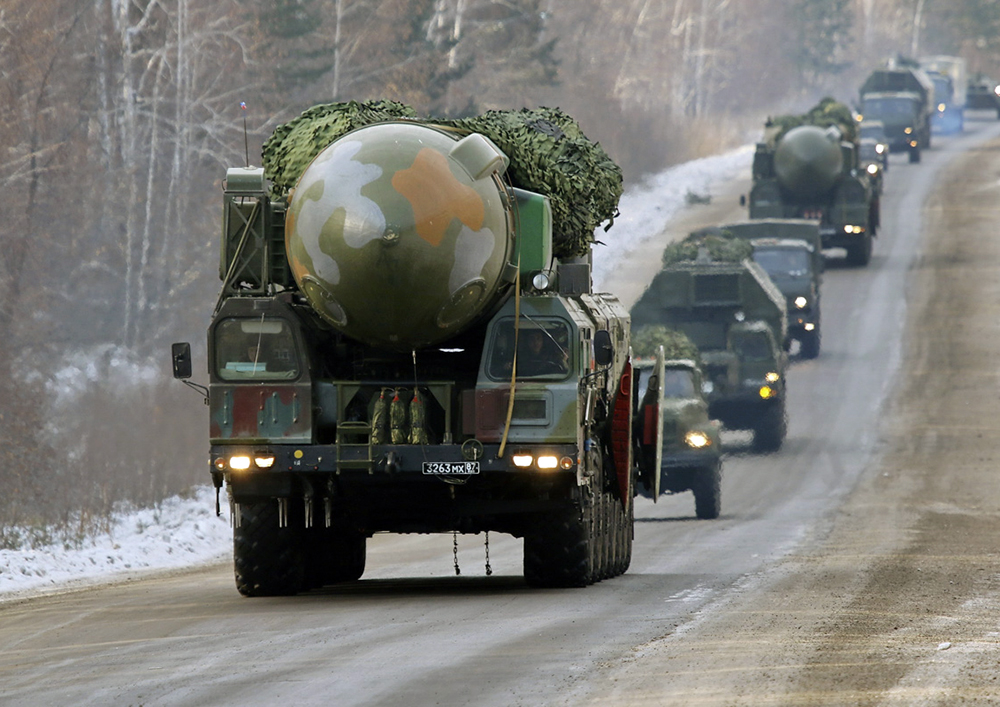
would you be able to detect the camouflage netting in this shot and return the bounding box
[632,325,701,362]
[261,101,623,259]
[262,99,419,197]
[443,108,623,258]
[766,97,858,144]
[660,231,753,266]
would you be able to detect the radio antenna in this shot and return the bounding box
[240,101,249,167]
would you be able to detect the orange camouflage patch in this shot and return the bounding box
[391,148,485,246]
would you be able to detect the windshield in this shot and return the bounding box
[215,318,299,380]
[487,318,572,380]
[753,248,810,278]
[731,331,773,361]
[860,125,885,140]
[662,369,696,398]
[862,97,916,120]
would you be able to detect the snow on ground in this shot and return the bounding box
[0,487,231,601]
[0,145,751,603]
[592,144,752,288]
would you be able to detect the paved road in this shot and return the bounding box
[3,117,999,707]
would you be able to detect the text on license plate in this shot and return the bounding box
[422,461,480,475]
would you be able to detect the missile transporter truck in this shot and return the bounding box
[172,102,657,594]
[630,235,789,453]
[632,326,723,519]
[858,66,933,162]
[745,99,880,267]
[693,220,823,359]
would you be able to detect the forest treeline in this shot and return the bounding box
[0,0,996,537]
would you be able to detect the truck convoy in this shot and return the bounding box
[172,101,658,594]
[630,234,789,453]
[745,98,880,267]
[692,220,823,359]
[920,55,967,134]
[632,326,723,519]
[858,63,934,162]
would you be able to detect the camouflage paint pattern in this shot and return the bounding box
[210,385,312,444]
[285,122,515,351]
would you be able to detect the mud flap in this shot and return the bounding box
[611,359,635,510]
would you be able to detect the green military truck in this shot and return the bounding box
[745,99,880,267]
[692,220,823,359]
[172,103,658,594]
[632,326,723,519]
[630,235,789,453]
[858,65,934,162]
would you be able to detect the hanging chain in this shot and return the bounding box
[484,531,492,576]
[453,530,461,576]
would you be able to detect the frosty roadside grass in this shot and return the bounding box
[0,145,751,601]
[0,487,231,600]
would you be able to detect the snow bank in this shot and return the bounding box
[592,145,753,288]
[0,486,230,601]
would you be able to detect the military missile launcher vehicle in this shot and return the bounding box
[745,99,880,267]
[631,234,789,453]
[172,101,658,594]
[692,220,823,359]
[632,326,723,519]
[858,64,934,162]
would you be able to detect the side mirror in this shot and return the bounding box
[172,342,192,379]
[739,194,746,207]
[594,330,614,367]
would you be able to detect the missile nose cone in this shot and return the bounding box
[285,122,514,350]
[774,125,844,198]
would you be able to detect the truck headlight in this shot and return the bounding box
[875,144,885,154]
[684,431,711,449]
[904,127,913,134]
[512,453,533,468]
[536,455,559,470]
[867,163,879,176]
[765,372,780,383]
[254,455,275,468]
[794,296,808,309]
[759,386,776,399]
[229,455,252,470]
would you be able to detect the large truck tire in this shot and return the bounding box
[523,501,594,588]
[799,329,821,359]
[692,462,722,520]
[752,401,787,453]
[234,501,306,597]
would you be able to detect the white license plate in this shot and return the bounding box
[422,461,480,475]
